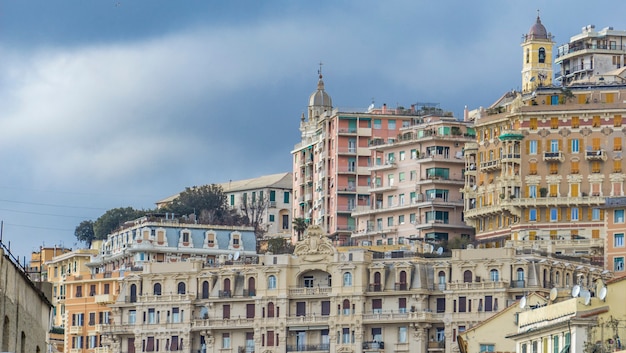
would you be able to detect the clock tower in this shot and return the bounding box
[521,12,554,93]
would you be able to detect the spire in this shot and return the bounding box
[317,61,324,90]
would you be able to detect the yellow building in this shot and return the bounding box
[28,246,71,282]
[463,15,626,264]
[98,225,603,353]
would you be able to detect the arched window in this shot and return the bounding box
[129,284,137,303]
[565,273,570,287]
[223,279,231,292]
[538,47,546,63]
[463,270,473,283]
[555,271,561,286]
[526,48,530,64]
[178,282,186,294]
[267,302,275,318]
[202,281,209,299]
[399,270,407,287]
[248,277,256,296]
[438,271,446,284]
[154,283,162,296]
[342,299,351,315]
[517,268,525,281]
[268,275,277,289]
[343,272,352,287]
[490,269,499,282]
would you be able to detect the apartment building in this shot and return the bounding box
[293,71,451,243]
[28,246,72,282]
[604,197,626,277]
[157,172,293,239]
[351,115,475,247]
[97,225,603,353]
[57,214,256,353]
[555,24,626,86]
[463,16,626,260]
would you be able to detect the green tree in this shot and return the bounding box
[93,207,148,239]
[74,220,96,246]
[164,184,229,219]
[292,217,308,241]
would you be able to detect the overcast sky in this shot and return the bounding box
[1,1,625,259]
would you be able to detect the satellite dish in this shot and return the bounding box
[599,286,608,301]
[472,185,477,191]
[233,251,240,261]
[436,247,444,255]
[430,244,435,253]
[582,290,592,305]
[571,285,581,298]
[519,296,527,309]
[228,253,234,260]
[550,287,559,301]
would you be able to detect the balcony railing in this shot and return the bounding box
[585,149,607,161]
[288,286,332,296]
[479,160,501,171]
[363,341,385,350]
[543,151,564,162]
[218,290,232,298]
[287,343,330,352]
[511,280,526,288]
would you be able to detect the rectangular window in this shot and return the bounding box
[399,172,405,182]
[571,161,579,174]
[572,116,580,128]
[529,118,538,130]
[614,257,624,272]
[399,326,408,343]
[571,208,579,221]
[399,150,405,161]
[222,333,231,349]
[411,149,418,159]
[529,140,537,154]
[129,310,136,324]
[592,161,601,173]
[398,215,405,224]
[550,208,559,222]
[571,139,580,153]
[230,194,235,206]
[436,298,446,313]
[615,115,622,127]
[592,208,601,221]
[269,214,275,222]
[615,210,625,223]
[373,119,382,129]
[528,185,537,198]
[284,191,290,203]
[388,119,396,130]
[615,160,622,173]
[410,213,416,224]
[550,117,559,129]
[593,116,601,127]
[529,162,537,175]
[480,344,495,352]
[615,137,622,151]
[615,233,625,247]
[529,209,537,221]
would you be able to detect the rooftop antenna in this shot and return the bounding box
[318,61,323,78]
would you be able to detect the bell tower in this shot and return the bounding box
[521,11,554,93]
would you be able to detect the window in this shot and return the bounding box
[571,208,579,221]
[529,140,537,154]
[615,233,624,247]
[615,257,625,272]
[230,194,235,206]
[490,269,499,282]
[399,151,405,161]
[373,119,382,129]
[104,283,110,294]
[399,172,405,182]
[269,214,275,222]
[529,162,538,175]
[172,307,181,323]
[387,217,393,227]
[592,208,601,221]
[529,209,537,221]
[268,275,277,289]
[223,305,230,319]
[222,333,231,349]
[538,47,546,63]
[343,272,352,287]
[372,299,382,314]
[592,115,601,127]
[148,308,156,324]
[129,310,136,324]
[550,117,559,129]
[177,282,186,294]
[615,210,625,223]
[398,215,405,224]
[529,118,538,130]
[410,213,416,224]
[480,344,495,353]
[570,139,580,153]
[284,191,290,203]
[615,115,623,127]
[571,161,579,174]
[75,285,82,298]
[411,149,418,159]
[399,326,408,343]
[550,208,559,222]
[154,283,162,296]
[388,120,396,130]
[614,160,622,173]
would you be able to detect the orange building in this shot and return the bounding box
[604,197,626,277]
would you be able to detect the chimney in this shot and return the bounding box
[382,103,387,114]
[464,106,469,121]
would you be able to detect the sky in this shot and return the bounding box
[1,0,626,260]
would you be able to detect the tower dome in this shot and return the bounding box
[309,74,332,108]
[527,14,548,40]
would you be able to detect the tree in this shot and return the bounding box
[74,220,95,246]
[292,217,308,241]
[164,184,229,220]
[239,194,269,238]
[93,207,148,239]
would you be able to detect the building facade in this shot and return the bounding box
[97,225,603,353]
[0,246,52,353]
[463,16,626,265]
[604,197,626,277]
[555,24,626,86]
[350,115,475,248]
[157,173,293,239]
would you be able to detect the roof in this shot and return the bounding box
[156,172,292,205]
[527,15,549,40]
[464,292,545,334]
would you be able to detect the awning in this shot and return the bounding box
[559,344,570,353]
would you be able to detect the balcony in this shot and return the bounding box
[363,341,385,350]
[337,166,357,174]
[585,149,607,161]
[286,314,330,325]
[288,286,332,297]
[338,147,357,155]
[428,341,446,351]
[479,160,501,172]
[511,280,526,288]
[338,128,357,135]
[368,184,398,193]
[501,153,522,164]
[445,280,507,291]
[243,289,256,297]
[94,294,114,304]
[363,310,441,323]
[218,290,232,298]
[368,283,382,292]
[504,195,604,207]
[192,317,254,329]
[369,161,396,172]
[287,343,330,352]
[394,282,408,291]
[543,151,564,162]
[69,325,83,335]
